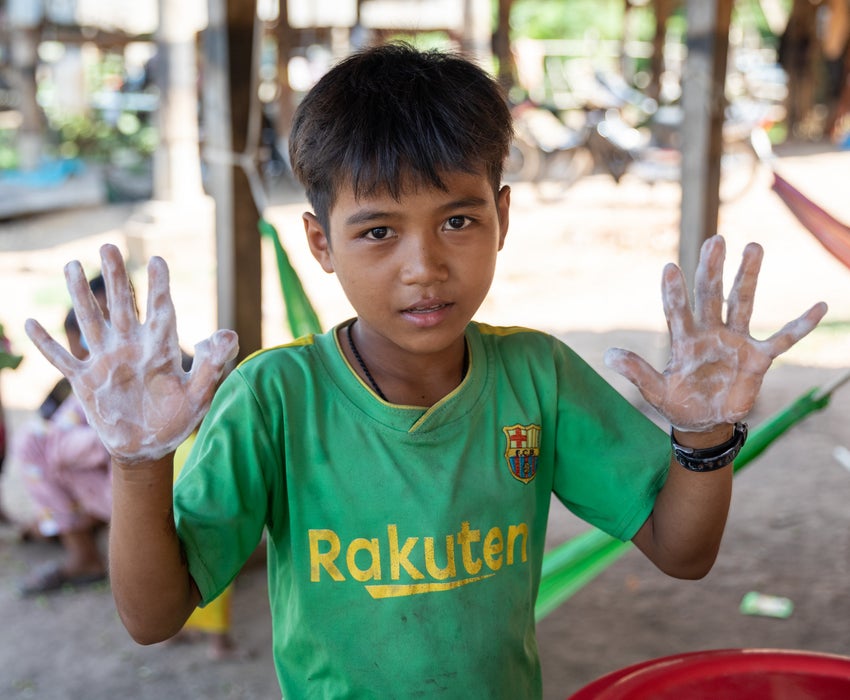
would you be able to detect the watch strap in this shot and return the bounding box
[671,422,748,472]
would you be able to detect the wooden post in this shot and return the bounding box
[275,0,298,142]
[648,0,677,102]
[203,0,262,360]
[493,0,515,92]
[779,0,819,136]
[153,0,205,202]
[678,0,732,290]
[6,0,45,170]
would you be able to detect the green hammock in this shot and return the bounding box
[259,218,322,338]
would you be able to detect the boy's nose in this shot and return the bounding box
[400,236,449,285]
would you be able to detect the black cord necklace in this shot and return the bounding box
[346,319,469,403]
[347,320,388,401]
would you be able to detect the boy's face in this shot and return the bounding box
[305,170,510,359]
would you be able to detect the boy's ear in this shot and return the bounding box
[497,185,510,251]
[303,212,335,273]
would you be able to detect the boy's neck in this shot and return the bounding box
[340,320,468,407]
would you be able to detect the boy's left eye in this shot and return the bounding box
[445,216,471,230]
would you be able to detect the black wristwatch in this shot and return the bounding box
[671,422,748,472]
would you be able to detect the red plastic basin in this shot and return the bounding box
[568,648,850,700]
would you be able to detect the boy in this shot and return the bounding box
[26,44,826,697]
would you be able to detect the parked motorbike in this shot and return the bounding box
[505,72,766,204]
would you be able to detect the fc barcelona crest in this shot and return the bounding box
[503,423,541,484]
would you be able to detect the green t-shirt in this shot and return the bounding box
[175,322,670,698]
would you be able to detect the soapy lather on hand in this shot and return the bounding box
[604,235,828,432]
[25,244,239,465]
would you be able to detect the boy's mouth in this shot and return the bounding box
[403,300,452,314]
[400,300,455,327]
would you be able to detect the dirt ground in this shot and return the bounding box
[1,140,849,699]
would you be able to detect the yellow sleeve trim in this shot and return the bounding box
[474,323,541,338]
[237,334,316,367]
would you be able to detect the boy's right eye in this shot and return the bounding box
[364,227,390,240]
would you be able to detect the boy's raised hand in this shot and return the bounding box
[604,235,827,432]
[25,244,239,464]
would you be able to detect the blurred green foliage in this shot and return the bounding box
[0,48,157,173]
[43,110,157,164]
[42,50,157,165]
[510,0,632,41]
[508,0,782,44]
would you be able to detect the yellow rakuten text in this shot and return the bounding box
[309,520,529,598]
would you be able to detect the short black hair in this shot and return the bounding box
[288,42,513,234]
[88,273,106,298]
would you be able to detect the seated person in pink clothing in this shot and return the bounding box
[0,321,23,523]
[15,275,112,595]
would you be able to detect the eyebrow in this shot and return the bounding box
[441,196,490,211]
[345,209,392,227]
[344,196,490,227]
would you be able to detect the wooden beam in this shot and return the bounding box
[36,23,153,48]
[203,0,262,360]
[678,0,732,288]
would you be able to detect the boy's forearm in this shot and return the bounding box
[632,425,734,579]
[109,454,199,644]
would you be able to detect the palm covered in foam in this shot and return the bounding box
[605,236,827,432]
[25,244,239,464]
